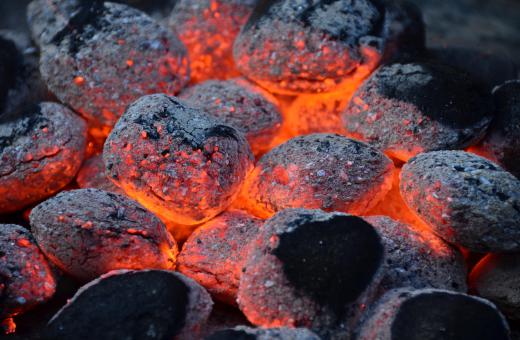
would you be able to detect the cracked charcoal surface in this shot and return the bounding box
[357,288,510,340]
[238,209,384,339]
[38,1,189,133]
[342,61,493,161]
[178,210,263,305]
[473,80,520,178]
[239,133,394,218]
[206,326,321,340]
[76,154,125,195]
[103,94,254,226]
[45,270,213,340]
[0,224,57,320]
[234,0,423,94]
[29,189,178,281]
[400,150,520,253]
[169,0,257,83]
[470,253,520,320]
[365,216,467,293]
[0,102,87,213]
[180,78,283,156]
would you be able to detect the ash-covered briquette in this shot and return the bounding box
[239,133,394,218]
[178,210,263,305]
[0,32,49,118]
[180,78,283,155]
[37,1,189,136]
[29,189,178,281]
[169,0,257,83]
[0,224,57,320]
[342,61,493,161]
[427,47,518,91]
[103,94,254,226]
[356,288,510,340]
[470,253,520,320]
[233,0,424,95]
[364,216,467,293]
[45,270,213,340]
[76,155,125,195]
[0,102,87,213]
[206,326,320,340]
[471,80,520,178]
[237,209,385,338]
[400,150,520,253]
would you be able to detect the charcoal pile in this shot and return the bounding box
[0,0,519,339]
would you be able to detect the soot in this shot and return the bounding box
[45,271,189,340]
[391,292,509,340]
[273,215,383,317]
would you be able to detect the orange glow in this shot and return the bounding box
[1,318,16,334]
[73,76,85,86]
[170,1,254,84]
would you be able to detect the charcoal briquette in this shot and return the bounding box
[206,326,320,340]
[76,154,125,195]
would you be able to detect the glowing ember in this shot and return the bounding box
[238,209,384,337]
[233,0,422,95]
[0,102,87,213]
[180,78,283,156]
[342,61,493,161]
[29,189,178,281]
[364,216,467,292]
[178,209,263,304]
[0,224,57,325]
[76,155,125,195]
[169,0,257,83]
[238,133,394,218]
[103,94,254,226]
[400,150,520,253]
[37,1,189,134]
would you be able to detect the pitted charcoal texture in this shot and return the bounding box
[103,94,254,226]
[29,189,178,281]
[238,209,384,339]
[38,2,189,133]
[342,61,493,161]
[357,288,510,340]
[0,102,86,213]
[206,326,321,340]
[470,253,520,320]
[0,224,56,320]
[233,0,423,94]
[473,80,520,178]
[400,151,520,252]
[180,78,282,155]
[240,133,394,218]
[45,270,213,340]
[178,210,263,305]
[169,0,257,83]
[365,216,467,293]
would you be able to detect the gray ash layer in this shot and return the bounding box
[342,61,493,161]
[0,224,56,320]
[0,102,86,213]
[400,150,520,253]
[103,94,253,226]
[38,2,189,131]
[365,216,467,293]
[29,188,177,281]
[206,326,320,340]
[234,0,424,94]
[357,288,510,340]
[180,78,282,155]
[238,209,385,339]
[471,253,520,321]
[45,270,213,340]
